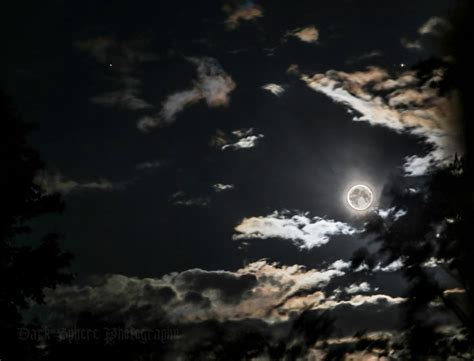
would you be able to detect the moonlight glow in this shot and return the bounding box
[346,184,374,211]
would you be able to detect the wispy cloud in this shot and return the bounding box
[90,88,153,110]
[135,160,164,170]
[418,16,452,36]
[34,171,125,195]
[77,35,157,73]
[401,38,423,51]
[138,57,236,131]
[170,191,210,207]
[401,17,452,52]
[78,36,156,111]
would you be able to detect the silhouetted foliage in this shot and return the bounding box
[351,1,474,357]
[0,91,73,360]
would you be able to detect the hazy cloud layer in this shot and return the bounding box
[301,66,462,175]
[138,57,236,131]
[233,211,357,249]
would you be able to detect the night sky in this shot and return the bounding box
[1,0,465,359]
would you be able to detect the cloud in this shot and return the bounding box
[233,210,357,249]
[289,26,319,43]
[346,51,383,64]
[223,2,263,30]
[77,35,156,73]
[78,36,156,111]
[90,88,153,110]
[344,282,372,294]
[262,83,285,96]
[138,57,236,131]
[43,259,407,360]
[212,128,264,150]
[376,207,407,221]
[222,134,264,150]
[34,171,124,195]
[301,66,462,176]
[418,16,452,36]
[135,160,163,170]
[400,37,423,51]
[44,259,355,326]
[315,294,404,310]
[170,191,210,207]
[400,17,452,52]
[213,183,234,192]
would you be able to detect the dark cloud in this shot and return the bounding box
[175,269,257,303]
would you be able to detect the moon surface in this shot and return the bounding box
[347,184,373,211]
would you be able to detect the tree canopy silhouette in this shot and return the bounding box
[351,2,474,357]
[0,91,73,360]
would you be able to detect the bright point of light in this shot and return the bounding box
[346,184,374,211]
[400,63,406,68]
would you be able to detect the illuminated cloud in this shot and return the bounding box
[316,294,404,310]
[262,83,285,96]
[189,57,236,107]
[213,128,264,150]
[290,26,319,43]
[213,183,234,192]
[346,51,383,64]
[345,282,372,294]
[418,16,452,36]
[301,66,462,176]
[233,210,357,249]
[138,57,236,131]
[222,134,264,150]
[376,207,407,221]
[223,2,263,30]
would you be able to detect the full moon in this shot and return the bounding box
[347,184,373,211]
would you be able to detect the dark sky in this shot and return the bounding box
[1,0,460,355]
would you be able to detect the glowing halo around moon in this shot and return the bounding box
[346,184,374,211]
